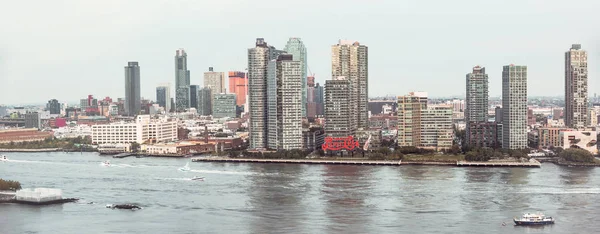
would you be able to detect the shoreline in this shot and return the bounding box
[192,157,543,167]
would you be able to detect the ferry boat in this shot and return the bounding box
[514,213,555,225]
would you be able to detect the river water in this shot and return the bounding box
[1,152,599,234]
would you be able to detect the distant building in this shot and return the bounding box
[204,67,226,99]
[175,49,190,112]
[495,107,503,123]
[307,82,325,118]
[91,115,177,144]
[560,129,597,154]
[228,71,247,107]
[0,128,53,144]
[538,127,570,149]
[502,65,528,149]
[24,112,41,130]
[267,54,303,150]
[212,93,236,118]
[368,114,398,129]
[46,99,61,115]
[368,100,398,115]
[324,77,355,138]
[564,44,588,128]
[197,87,212,116]
[528,108,536,126]
[156,84,171,113]
[467,122,501,148]
[124,61,141,116]
[302,127,325,151]
[189,85,200,110]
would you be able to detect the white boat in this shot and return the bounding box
[191,176,204,181]
[178,162,191,172]
[1,155,7,162]
[514,213,555,225]
[100,160,111,167]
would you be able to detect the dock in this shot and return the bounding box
[192,157,402,166]
[456,160,541,168]
[113,153,135,158]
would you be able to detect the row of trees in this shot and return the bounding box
[558,148,595,163]
[0,179,21,191]
[0,136,92,150]
[464,147,530,161]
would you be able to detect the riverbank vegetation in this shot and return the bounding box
[0,136,94,151]
[0,179,21,191]
[558,148,596,163]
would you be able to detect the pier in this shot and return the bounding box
[113,153,135,158]
[192,157,402,166]
[456,160,541,168]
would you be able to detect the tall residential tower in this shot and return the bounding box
[502,65,528,149]
[266,54,303,150]
[331,40,368,130]
[465,66,489,144]
[248,38,285,149]
[565,44,588,128]
[283,38,307,117]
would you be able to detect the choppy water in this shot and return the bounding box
[1,152,599,234]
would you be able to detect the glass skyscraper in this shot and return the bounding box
[284,38,307,117]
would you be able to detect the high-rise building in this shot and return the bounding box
[24,112,41,130]
[465,66,489,144]
[204,67,226,94]
[46,99,61,115]
[156,83,171,113]
[228,71,247,107]
[197,87,212,116]
[565,44,588,128]
[397,92,452,151]
[212,93,236,118]
[331,40,368,130]
[267,54,303,150]
[284,38,307,117]
[307,82,325,118]
[175,49,190,112]
[502,65,528,149]
[124,61,141,116]
[248,38,285,149]
[189,85,200,110]
[397,92,428,147]
[324,77,355,138]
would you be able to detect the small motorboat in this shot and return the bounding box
[1,155,7,162]
[191,176,204,181]
[100,160,111,167]
[514,213,555,225]
[178,162,191,172]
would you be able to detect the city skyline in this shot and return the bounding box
[2,0,599,105]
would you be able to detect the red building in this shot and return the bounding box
[228,71,247,107]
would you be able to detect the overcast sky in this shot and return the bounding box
[1,0,599,105]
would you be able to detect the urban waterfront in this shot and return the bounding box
[2,152,600,234]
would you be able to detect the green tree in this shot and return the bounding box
[559,148,595,163]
